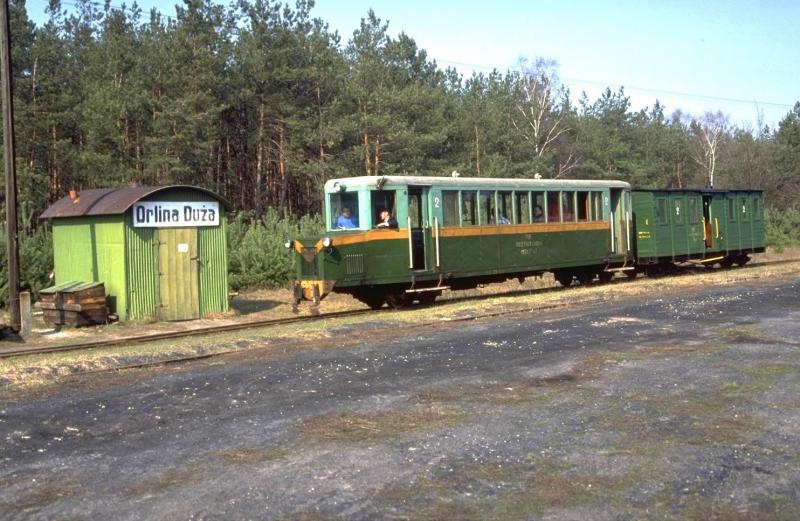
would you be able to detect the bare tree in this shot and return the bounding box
[690,111,729,188]
[512,57,576,177]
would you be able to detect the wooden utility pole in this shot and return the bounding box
[1,0,21,332]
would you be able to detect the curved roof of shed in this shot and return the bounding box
[40,185,231,219]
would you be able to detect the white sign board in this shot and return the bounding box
[133,201,220,228]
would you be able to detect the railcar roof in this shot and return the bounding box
[632,188,763,194]
[324,176,630,191]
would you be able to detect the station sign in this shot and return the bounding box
[133,201,220,228]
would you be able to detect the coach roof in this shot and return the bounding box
[325,175,631,191]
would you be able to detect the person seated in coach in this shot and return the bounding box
[336,207,357,229]
[533,205,544,222]
[375,208,398,229]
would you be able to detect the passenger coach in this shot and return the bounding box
[288,176,632,309]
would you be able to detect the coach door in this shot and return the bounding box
[702,193,726,252]
[407,187,431,271]
[158,227,200,321]
[609,188,631,258]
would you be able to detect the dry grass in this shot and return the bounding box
[415,373,580,405]
[295,404,464,442]
[213,446,287,465]
[123,465,208,497]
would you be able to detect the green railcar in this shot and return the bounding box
[289,176,632,309]
[631,189,766,274]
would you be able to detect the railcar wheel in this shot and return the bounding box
[598,271,613,283]
[554,271,574,287]
[720,257,735,269]
[625,270,638,279]
[735,255,750,266]
[417,293,438,306]
[384,292,408,309]
[354,292,385,310]
[577,272,593,285]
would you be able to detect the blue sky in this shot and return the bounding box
[24,0,799,130]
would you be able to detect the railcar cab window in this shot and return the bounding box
[442,190,459,226]
[372,190,397,228]
[461,191,477,226]
[330,192,360,229]
[516,192,531,224]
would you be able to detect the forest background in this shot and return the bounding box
[1,0,799,304]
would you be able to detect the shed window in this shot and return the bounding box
[688,197,699,224]
[442,191,459,226]
[477,191,494,224]
[673,198,683,225]
[577,192,589,221]
[498,192,513,224]
[656,198,668,225]
[461,191,477,226]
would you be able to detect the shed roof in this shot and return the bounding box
[40,185,231,219]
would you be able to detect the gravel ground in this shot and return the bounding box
[1,276,799,520]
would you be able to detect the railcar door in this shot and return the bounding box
[407,187,430,271]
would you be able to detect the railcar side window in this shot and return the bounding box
[478,191,493,224]
[461,191,477,226]
[442,191,459,226]
[330,192,361,229]
[740,197,748,218]
[547,192,560,222]
[753,197,762,220]
[516,192,531,224]
[498,192,513,224]
[562,192,575,222]
[673,198,683,225]
[531,192,544,222]
[656,198,668,225]
[688,197,699,224]
[577,192,589,221]
[592,192,603,221]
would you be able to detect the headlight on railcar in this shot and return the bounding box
[322,236,332,248]
[284,239,293,250]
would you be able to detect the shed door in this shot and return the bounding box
[158,227,200,321]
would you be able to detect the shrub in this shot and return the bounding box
[765,208,800,252]
[227,210,323,290]
[0,221,53,308]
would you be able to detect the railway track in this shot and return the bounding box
[2,256,798,363]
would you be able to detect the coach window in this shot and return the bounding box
[728,198,737,222]
[688,196,699,224]
[673,198,683,225]
[531,191,544,222]
[753,197,762,220]
[740,197,748,218]
[656,198,668,225]
[516,191,530,224]
[562,191,575,221]
[498,191,513,224]
[330,191,361,229]
[442,190,459,226]
[577,191,589,221]
[592,192,603,221]
[461,190,477,226]
[478,191,494,224]
[547,192,560,221]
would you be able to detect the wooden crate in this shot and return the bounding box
[39,281,109,326]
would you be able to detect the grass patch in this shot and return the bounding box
[4,475,85,511]
[415,373,580,406]
[296,404,464,442]
[123,465,208,497]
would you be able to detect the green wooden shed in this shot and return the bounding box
[40,186,230,321]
